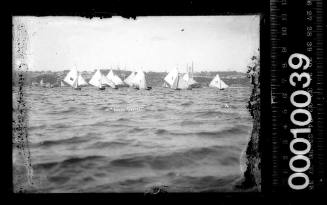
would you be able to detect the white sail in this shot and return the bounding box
[209,74,229,89]
[163,81,170,88]
[171,76,177,89]
[89,69,102,88]
[166,69,190,90]
[113,75,124,85]
[72,78,78,88]
[177,76,190,89]
[89,70,102,87]
[164,68,178,87]
[77,75,88,86]
[182,73,198,85]
[106,70,124,85]
[170,74,190,90]
[40,79,45,87]
[89,69,115,88]
[101,75,116,88]
[124,71,136,87]
[64,68,79,87]
[132,70,147,89]
[220,80,228,89]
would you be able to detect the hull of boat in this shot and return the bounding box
[173,87,191,90]
[116,84,129,88]
[74,87,81,90]
[102,84,117,89]
[98,87,105,90]
[133,86,152,90]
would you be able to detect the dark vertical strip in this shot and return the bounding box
[260,5,271,192]
[312,0,326,192]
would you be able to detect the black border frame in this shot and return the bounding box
[6,0,325,203]
[6,0,268,201]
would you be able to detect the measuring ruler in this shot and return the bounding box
[269,0,325,192]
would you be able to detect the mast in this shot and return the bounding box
[191,61,194,78]
[187,63,190,78]
[73,74,78,89]
[176,67,179,89]
[76,71,79,87]
[219,76,221,89]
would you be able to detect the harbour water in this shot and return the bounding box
[13,86,253,193]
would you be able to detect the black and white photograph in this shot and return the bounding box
[13,15,261,193]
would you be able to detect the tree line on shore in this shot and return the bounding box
[12,69,251,87]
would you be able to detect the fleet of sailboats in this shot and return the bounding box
[36,66,230,91]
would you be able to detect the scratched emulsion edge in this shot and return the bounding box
[237,51,261,192]
[12,17,35,193]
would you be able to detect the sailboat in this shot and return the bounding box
[164,68,178,88]
[182,73,201,88]
[106,70,126,87]
[63,68,88,90]
[172,74,191,90]
[89,69,116,90]
[164,68,191,90]
[45,82,51,88]
[60,81,67,87]
[182,62,201,88]
[124,71,137,87]
[162,81,170,88]
[131,70,152,90]
[209,74,229,90]
[40,79,46,87]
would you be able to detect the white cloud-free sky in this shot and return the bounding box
[14,15,259,73]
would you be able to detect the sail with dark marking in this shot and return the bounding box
[209,74,228,89]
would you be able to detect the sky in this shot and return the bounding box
[13,15,259,73]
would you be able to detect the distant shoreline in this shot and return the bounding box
[13,70,251,87]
